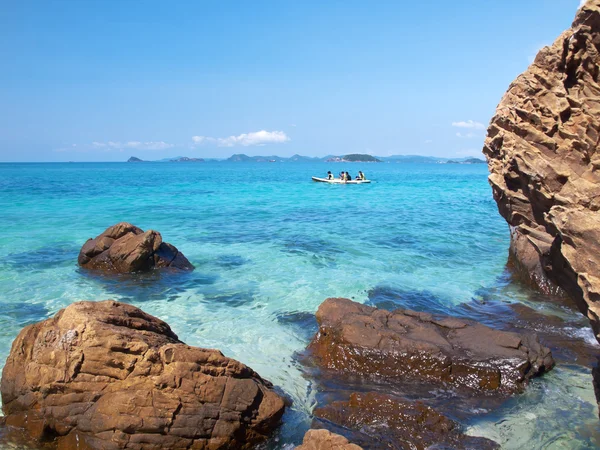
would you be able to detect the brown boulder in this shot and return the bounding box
[0,300,285,449]
[483,1,600,341]
[314,392,498,450]
[296,429,362,450]
[77,222,194,272]
[307,298,554,394]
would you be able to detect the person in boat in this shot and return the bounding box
[327,171,334,180]
[339,171,345,180]
[346,172,352,181]
[357,171,366,180]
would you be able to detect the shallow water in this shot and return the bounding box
[0,161,598,448]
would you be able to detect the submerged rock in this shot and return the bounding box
[314,392,499,449]
[0,300,285,449]
[483,0,600,342]
[78,222,194,273]
[296,429,362,450]
[307,298,554,394]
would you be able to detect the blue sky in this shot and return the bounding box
[0,0,583,161]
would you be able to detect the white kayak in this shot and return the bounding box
[312,176,371,184]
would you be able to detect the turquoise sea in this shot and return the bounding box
[0,162,599,449]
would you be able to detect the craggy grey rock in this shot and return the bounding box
[0,300,285,449]
[308,298,554,394]
[78,222,194,273]
[483,0,600,343]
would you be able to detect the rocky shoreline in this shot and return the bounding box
[2,296,563,449]
[0,221,598,448]
[2,2,600,448]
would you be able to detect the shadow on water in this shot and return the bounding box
[0,243,80,272]
[0,302,50,336]
[214,254,248,269]
[187,224,275,245]
[78,268,218,303]
[366,285,450,315]
[201,290,258,309]
[275,310,319,342]
[280,235,340,268]
[372,233,420,250]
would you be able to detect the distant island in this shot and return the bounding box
[326,154,382,163]
[128,156,204,163]
[127,153,485,164]
[445,158,486,164]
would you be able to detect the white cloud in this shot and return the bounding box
[90,141,174,151]
[192,130,290,147]
[456,132,477,139]
[424,139,433,144]
[451,120,485,130]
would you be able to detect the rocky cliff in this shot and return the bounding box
[483,0,600,341]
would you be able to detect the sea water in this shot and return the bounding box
[0,161,598,448]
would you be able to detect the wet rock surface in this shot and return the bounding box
[78,222,194,273]
[307,298,554,395]
[313,392,499,450]
[483,0,600,342]
[296,429,362,450]
[0,300,285,449]
[367,283,600,367]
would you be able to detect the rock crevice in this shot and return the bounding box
[78,222,194,273]
[483,1,600,340]
[0,300,285,449]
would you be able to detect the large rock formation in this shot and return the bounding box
[307,298,554,394]
[0,300,285,449]
[483,1,600,341]
[313,392,499,449]
[78,222,194,273]
[296,429,362,450]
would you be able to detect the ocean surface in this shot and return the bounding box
[0,161,598,449]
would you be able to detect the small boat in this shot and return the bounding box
[312,176,371,184]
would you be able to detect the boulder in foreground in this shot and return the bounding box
[78,222,194,273]
[296,429,362,450]
[1,300,285,449]
[314,392,499,449]
[308,298,554,394]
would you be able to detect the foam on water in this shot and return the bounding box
[0,162,598,447]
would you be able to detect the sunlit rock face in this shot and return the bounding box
[295,429,363,450]
[307,298,554,395]
[483,0,600,342]
[78,222,194,273]
[1,300,285,449]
